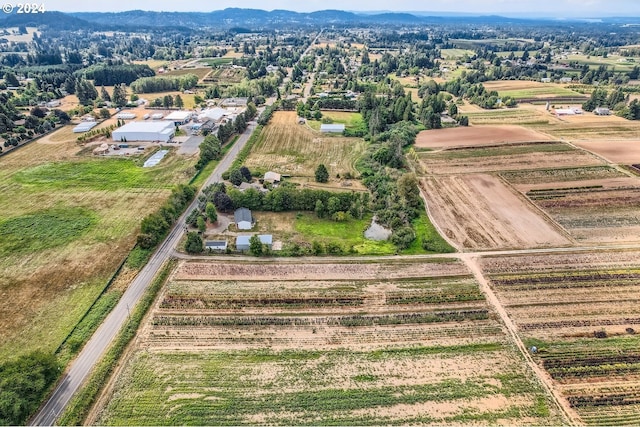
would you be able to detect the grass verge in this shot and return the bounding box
[57,259,176,426]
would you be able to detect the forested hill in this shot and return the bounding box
[65,9,532,29]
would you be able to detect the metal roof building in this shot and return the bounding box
[73,121,98,133]
[320,123,345,133]
[112,121,175,143]
[164,110,192,125]
[234,208,253,230]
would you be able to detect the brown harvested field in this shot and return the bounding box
[501,165,640,244]
[244,111,366,179]
[417,142,603,175]
[420,174,572,250]
[530,187,640,244]
[481,250,640,426]
[482,80,550,92]
[174,259,468,281]
[532,114,640,140]
[415,125,552,149]
[572,139,640,163]
[91,259,562,426]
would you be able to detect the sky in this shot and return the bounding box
[43,0,640,17]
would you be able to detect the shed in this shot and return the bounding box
[235,235,272,251]
[320,123,345,133]
[263,171,281,183]
[235,235,251,251]
[594,107,611,116]
[205,240,228,251]
[116,112,136,120]
[73,121,98,133]
[234,208,253,230]
[258,234,273,248]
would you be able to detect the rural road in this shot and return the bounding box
[29,121,258,427]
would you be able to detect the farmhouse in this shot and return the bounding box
[164,110,192,125]
[234,208,253,230]
[205,240,228,251]
[112,121,175,143]
[320,123,345,133]
[235,234,272,251]
[263,171,281,183]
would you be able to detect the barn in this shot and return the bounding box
[112,121,175,143]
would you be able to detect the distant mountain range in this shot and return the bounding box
[0,8,637,31]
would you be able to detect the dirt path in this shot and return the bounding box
[459,253,582,426]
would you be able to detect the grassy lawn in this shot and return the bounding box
[441,48,475,59]
[0,135,196,361]
[402,211,455,255]
[198,57,234,66]
[498,86,585,99]
[294,213,396,255]
[567,54,639,72]
[308,111,367,134]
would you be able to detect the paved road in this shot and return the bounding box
[29,121,258,427]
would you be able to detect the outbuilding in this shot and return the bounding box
[320,123,345,133]
[115,112,136,120]
[234,208,253,230]
[112,121,175,143]
[263,171,281,183]
[73,121,98,133]
[205,240,228,252]
[164,110,192,125]
[235,234,272,251]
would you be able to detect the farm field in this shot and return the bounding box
[531,114,640,140]
[420,174,571,250]
[483,81,585,100]
[244,111,366,180]
[572,139,640,163]
[481,250,640,426]
[415,125,552,149]
[501,166,640,244]
[0,129,196,361]
[461,107,553,126]
[416,141,603,175]
[91,259,562,425]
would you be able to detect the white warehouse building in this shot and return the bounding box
[112,121,175,143]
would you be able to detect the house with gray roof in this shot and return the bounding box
[234,208,253,230]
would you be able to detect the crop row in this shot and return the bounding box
[569,392,640,408]
[151,309,489,328]
[386,291,483,305]
[546,362,640,380]
[160,295,365,309]
[520,317,640,331]
[543,353,640,369]
[491,270,640,287]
